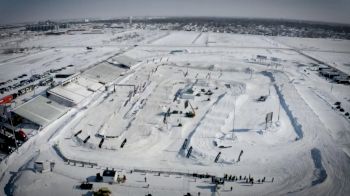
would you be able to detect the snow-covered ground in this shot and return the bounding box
[273,37,350,52]
[1,30,350,196]
[0,47,119,81]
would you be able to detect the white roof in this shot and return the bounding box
[48,82,93,104]
[76,76,103,92]
[13,95,69,126]
[82,62,125,84]
[112,55,138,67]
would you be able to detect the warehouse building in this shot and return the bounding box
[47,75,103,107]
[108,55,139,69]
[12,95,69,127]
[82,62,127,84]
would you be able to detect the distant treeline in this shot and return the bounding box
[2,17,349,39]
[96,17,350,39]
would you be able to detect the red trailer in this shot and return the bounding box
[0,95,13,105]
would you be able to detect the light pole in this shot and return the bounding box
[233,94,236,133]
[230,84,237,134]
[30,69,36,96]
[330,83,333,93]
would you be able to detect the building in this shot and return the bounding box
[47,76,102,107]
[108,55,138,69]
[12,95,69,127]
[82,62,127,84]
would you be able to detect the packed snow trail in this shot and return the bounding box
[262,71,303,139]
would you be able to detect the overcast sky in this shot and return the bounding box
[0,0,349,24]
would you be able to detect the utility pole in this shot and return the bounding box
[233,95,236,131]
[30,69,35,96]
[330,83,333,93]
[232,89,237,135]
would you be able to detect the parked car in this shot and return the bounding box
[15,130,28,142]
[0,138,13,154]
